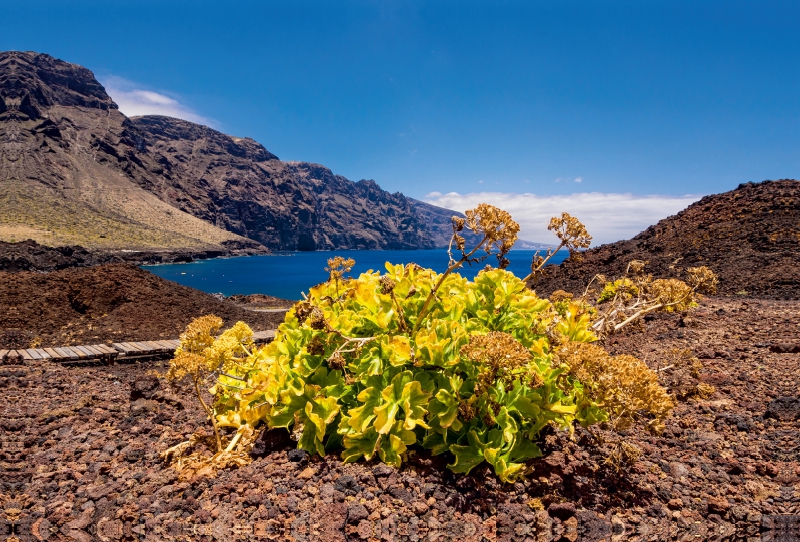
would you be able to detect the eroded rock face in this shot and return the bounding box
[535,179,800,299]
[0,51,459,251]
[127,116,451,250]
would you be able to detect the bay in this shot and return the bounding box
[142,249,568,301]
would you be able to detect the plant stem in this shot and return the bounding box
[194,377,223,452]
[412,236,487,333]
[521,241,566,284]
[389,291,410,333]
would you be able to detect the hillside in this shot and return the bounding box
[534,179,800,299]
[0,264,286,347]
[0,52,260,252]
[0,51,460,251]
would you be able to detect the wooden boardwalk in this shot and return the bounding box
[0,330,275,366]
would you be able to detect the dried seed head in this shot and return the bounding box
[549,290,573,304]
[452,216,466,232]
[325,256,356,282]
[327,351,346,370]
[294,301,313,323]
[405,285,417,299]
[628,260,647,275]
[458,402,475,421]
[461,332,533,368]
[548,212,592,253]
[307,336,326,356]
[380,275,396,294]
[528,372,544,388]
[461,332,539,395]
[307,308,327,330]
[646,278,695,310]
[464,203,520,250]
[685,266,718,294]
[556,342,674,434]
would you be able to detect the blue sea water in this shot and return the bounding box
[142,249,568,301]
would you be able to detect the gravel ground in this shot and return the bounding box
[2,296,798,541]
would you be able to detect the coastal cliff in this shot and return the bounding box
[0,51,460,252]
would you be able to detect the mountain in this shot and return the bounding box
[0,51,461,252]
[534,179,800,299]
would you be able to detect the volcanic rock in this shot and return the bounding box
[534,180,800,299]
[0,264,285,347]
[0,51,460,252]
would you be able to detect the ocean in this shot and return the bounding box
[142,249,569,301]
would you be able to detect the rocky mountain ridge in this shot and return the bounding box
[0,51,461,252]
[535,179,800,299]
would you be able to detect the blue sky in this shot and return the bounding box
[2,0,798,243]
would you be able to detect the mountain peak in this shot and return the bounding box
[0,51,116,117]
[0,51,463,252]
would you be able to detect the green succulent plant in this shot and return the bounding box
[213,264,609,482]
[181,204,682,482]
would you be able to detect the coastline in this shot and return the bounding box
[0,239,270,273]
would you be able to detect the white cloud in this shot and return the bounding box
[423,191,703,245]
[574,177,582,183]
[100,76,215,126]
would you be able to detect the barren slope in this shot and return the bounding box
[0,264,286,347]
[0,51,460,251]
[0,53,259,251]
[534,179,800,299]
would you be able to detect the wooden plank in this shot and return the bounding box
[112,343,131,354]
[154,340,178,350]
[118,343,139,353]
[132,342,157,353]
[52,347,68,358]
[43,348,62,360]
[112,343,134,354]
[33,349,51,360]
[73,346,96,359]
[62,346,87,359]
[137,343,158,353]
[25,349,42,360]
[120,342,146,352]
[128,344,151,354]
[68,346,90,359]
[19,350,34,361]
[92,345,119,360]
[141,341,164,352]
[82,345,104,356]
[54,347,79,360]
[93,344,117,355]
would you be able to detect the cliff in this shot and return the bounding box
[0,51,460,252]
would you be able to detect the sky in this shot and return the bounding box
[2,0,798,244]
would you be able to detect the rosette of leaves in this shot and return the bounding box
[206,205,675,482]
[214,262,613,482]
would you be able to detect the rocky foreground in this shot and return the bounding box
[2,296,798,541]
